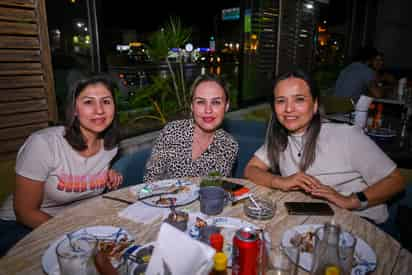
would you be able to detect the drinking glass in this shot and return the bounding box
[339,231,357,275]
[56,232,98,275]
[266,242,299,275]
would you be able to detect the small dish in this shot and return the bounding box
[243,196,276,220]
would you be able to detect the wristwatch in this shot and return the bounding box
[355,191,368,210]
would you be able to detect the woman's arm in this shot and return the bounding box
[356,168,405,208]
[13,175,51,228]
[310,169,405,210]
[244,156,321,192]
[244,156,277,188]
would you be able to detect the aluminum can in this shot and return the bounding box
[232,226,260,275]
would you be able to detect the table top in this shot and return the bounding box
[0,177,411,275]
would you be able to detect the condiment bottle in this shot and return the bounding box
[372,103,384,128]
[209,252,228,275]
[310,223,343,275]
[210,232,224,252]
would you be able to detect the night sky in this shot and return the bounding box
[101,1,241,34]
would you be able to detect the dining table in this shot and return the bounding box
[0,177,411,275]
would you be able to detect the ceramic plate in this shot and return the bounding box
[186,213,266,267]
[366,128,396,138]
[130,179,199,208]
[281,224,377,275]
[126,242,155,275]
[42,226,134,275]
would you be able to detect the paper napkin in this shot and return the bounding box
[118,202,169,224]
[354,95,373,128]
[145,223,215,275]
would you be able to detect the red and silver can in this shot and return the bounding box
[232,226,261,275]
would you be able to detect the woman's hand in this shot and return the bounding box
[106,169,123,190]
[309,184,357,209]
[276,172,321,193]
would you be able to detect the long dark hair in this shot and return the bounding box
[64,74,120,151]
[267,69,321,172]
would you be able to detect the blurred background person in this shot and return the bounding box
[334,46,385,102]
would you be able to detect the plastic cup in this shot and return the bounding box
[199,186,227,215]
[56,232,98,275]
[266,242,299,275]
[339,231,357,275]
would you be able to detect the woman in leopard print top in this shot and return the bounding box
[143,75,239,182]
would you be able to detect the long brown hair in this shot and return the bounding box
[266,69,321,172]
[64,74,120,151]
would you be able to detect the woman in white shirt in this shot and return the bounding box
[244,69,405,224]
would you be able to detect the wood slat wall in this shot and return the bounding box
[0,0,56,160]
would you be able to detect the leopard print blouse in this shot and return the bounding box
[143,119,239,182]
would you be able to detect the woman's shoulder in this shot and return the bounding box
[216,128,239,148]
[27,126,66,143]
[163,119,191,132]
[320,122,365,139]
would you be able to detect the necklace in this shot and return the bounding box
[289,135,304,157]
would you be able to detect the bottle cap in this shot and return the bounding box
[325,265,340,275]
[213,252,227,271]
[209,232,224,252]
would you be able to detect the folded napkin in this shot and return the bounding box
[118,201,169,224]
[354,95,373,128]
[145,223,215,275]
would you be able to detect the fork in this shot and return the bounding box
[137,188,181,201]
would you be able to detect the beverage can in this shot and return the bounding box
[232,227,260,275]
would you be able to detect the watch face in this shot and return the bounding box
[356,192,368,202]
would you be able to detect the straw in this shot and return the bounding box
[249,194,262,210]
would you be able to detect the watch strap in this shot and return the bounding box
[355,192,368,210]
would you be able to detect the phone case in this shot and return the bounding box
[284,202,334,216]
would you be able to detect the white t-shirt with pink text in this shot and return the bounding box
[0,126,118,220]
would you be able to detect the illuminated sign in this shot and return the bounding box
[222,7,240,21]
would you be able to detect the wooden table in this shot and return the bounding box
[0,178,411,275]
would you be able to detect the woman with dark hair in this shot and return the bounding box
[0,74,123,255]
[143,74,238,182]
[244,69,405,224]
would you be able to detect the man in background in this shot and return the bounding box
[334,46,384,102]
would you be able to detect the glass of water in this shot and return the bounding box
[56,232,98,275]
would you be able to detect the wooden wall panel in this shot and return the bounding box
[0,0,56,160]
[0,7,35,22]
[0,75,44,89]
[0,21,37,35]
[0,123,48,141]
[0,63,42,75]
[0,99,48,115]
[0,49,40,62]
[1,0,35,8]
[0,87,44,102]
[0,36,39,49]
[0,111,49,128]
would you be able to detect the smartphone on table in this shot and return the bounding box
[284,202,334,216]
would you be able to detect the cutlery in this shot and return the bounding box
[137,188,181,201]
[102,195,135,204]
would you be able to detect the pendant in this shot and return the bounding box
[298,152,301,157]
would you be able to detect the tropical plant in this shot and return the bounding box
[147,16,192,112]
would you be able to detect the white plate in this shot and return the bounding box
[130,179,199,208]
[126,242,155,275]
[186,213,264,267]
[366,128,396,138]
[42,226,134,275]
[281,224,377,275]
